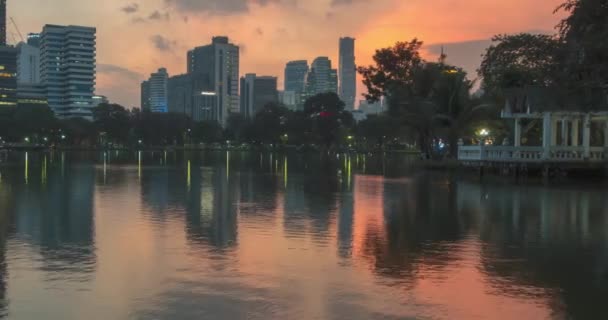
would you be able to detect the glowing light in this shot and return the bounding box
[187,160,191,189]
[201,91,217,96]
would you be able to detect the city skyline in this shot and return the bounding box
[8,0,566,107]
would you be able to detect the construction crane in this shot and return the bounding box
[10,17,24,43]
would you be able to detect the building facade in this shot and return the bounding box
[0,0,5,46]
[187,36,239,125]
[284,60,308,92]
[0,46,17,108]
[40,25,96,118]
[304,57,338,102]
[140,80,150,110]
[147,68,168,113]
[17,42,40,84]
[279,90,297,110]
[27,33,41,48]
[339,37,356,110]
[240,74,278,118]
[168,73,193,115]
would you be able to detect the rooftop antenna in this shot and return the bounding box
[439,45,447,64]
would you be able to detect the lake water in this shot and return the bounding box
[0,151,606,320]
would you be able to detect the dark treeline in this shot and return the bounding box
[0,92,410,151]
[1,0,602,157]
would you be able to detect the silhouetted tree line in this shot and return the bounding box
[0,92,406,150]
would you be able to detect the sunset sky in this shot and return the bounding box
[10,0,566,107]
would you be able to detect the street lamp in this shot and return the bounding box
[61,135,66,140]
[24,137,30,143]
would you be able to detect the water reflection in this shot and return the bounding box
[0,151,605,319]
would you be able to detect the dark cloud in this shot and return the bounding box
[150,35,177,53]
[97,64,143,82]
[149,10,170,21]
[121,3,139,14]
[131,10,171,23]
[331,0,367,6]
[164,0,286,15]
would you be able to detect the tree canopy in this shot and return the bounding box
[478,33,564,95]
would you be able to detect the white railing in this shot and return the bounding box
[458,146,608,163]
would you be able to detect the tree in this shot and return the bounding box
[358,39,424,102]
[556,0,608,88]
[92,103,131,146]
[225,112,249,142]
[60,117,96,146]
[303,92,353,149]
[12,104,58,142]
[359,40,498,158]
[478,33,564,95]
[193,120,223,144]
[250,102,289,144]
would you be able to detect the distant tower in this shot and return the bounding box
[188,36,240,125]
[306,57,337,96]
[339,37,356,110]
[0,0,6,46]
[147,68,169,113]
[40,25,97,118]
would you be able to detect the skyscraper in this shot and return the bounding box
[240,74,278,118]
[147,68,168,113]
[284,60,308,92]
[339,37,356,110]
[0,46,17,108]
[40,25,96,118]
[140,80,150,110]
[304,57,338,100]
[0,0,6,46]
[0,0,16,108]
[188,36,239,125]
[17,42,40,84]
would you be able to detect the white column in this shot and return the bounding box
[514,118,522,147]
[542,112,553,159]
[572,119,580,147]
[583,114,591,159]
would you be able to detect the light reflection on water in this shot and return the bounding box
[0,151,606,319]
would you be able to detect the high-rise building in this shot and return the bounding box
[0,46,17,108]
[240,74,278,118]
[140,80,150,110]
[279,90,297,110]
[168,73,192,115]
[0,0,6,46]
[147,68,169,113]
[40,25,96,118]
[284,60,308,92]
[187,36,239,125]
[27,33,41,48]
[304,57,338,100]
[17,42,40,84]
[339,37,356,110]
